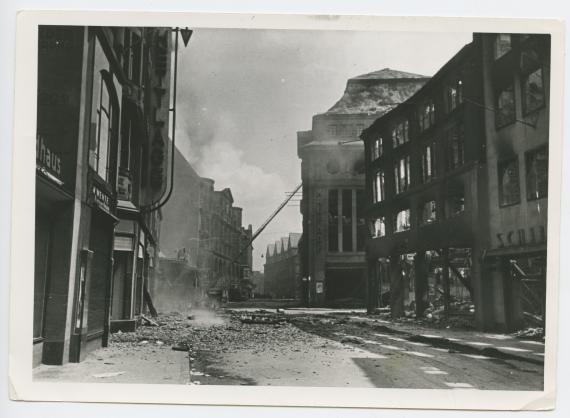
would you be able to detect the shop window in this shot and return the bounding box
[446,79,463,112]
[494,34,512,59]
[526,147,548,200]
[495,84,516,127]
[372,217,386,238]
[373,170,385,203]
[394,209,411,233]
[498,158,521,206]
[328,189,339,252]
[392,120,409,148]
[371,137,383,161]
[522,68,545,114]
[394,155,411,194]
[419,100,436,132]
[421,142,436,183]
[89,37,116,182]
[420,200,437,225]
[446,124,465,171]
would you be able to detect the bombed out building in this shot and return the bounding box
[34,26,173,365]
[361,34,550,331]
[297,69,429,306]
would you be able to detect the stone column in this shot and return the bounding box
[414,251,429,317]
[389,255,404,318]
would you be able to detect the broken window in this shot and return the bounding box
[446,124,465,171]
[495,84,516,127]
[392,120,409,148]
[446,79,463,112]
[371,137,383,161]
[328,189,339,252]
[494,34,512,59]
[373,170,385,203]
[394,155,411,194]
[498,158,521,206]
[522,68,545,114]
[526,147,548,200]
[394,209,411,233]
[371,217,386,238]
[420,200,437,225]
[421,142,436,183]
[447,182,465,216]
[419,100,436,132]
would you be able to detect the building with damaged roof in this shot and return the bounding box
[297,68,429,307]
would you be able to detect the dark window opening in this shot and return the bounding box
[446,125,465,171]
[495,84,516,127]
[522,68,545,114]
[419,100,436,131]
[394,208,411,233]
[392,120,409,148]
[328,189,339,252]
[422,142,436,183]
[499,158,521,206]
[420,200,437,225]
[446,79,464,112]
[373,170,385,203]
[447,182,465,216]
[356,190,367,251]
[394,155,411,194]
[371,137,383,161]
[526,147,548,200]
[371,217,386,238]
[342,189,353,252]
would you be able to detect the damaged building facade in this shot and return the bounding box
[361,34,550,332]
[297,69,429,306]
[34,26,173,365]
[264,233,302,299]
[157,150,254,307]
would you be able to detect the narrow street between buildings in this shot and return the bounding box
[34,308,544,390]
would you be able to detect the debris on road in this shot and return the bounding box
[92,371,126,378]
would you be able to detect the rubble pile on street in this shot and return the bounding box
[513,326,545,341]
[109,310,317,355]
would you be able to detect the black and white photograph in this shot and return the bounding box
[7,10,565,411]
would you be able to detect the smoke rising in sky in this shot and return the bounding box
[174,28,472,270]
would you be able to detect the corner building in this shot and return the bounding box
[297,69,428,306]
[361,34,550,331]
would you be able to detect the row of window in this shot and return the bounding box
[327,123,366,138]
[369,80,463,158]
[371,126,465,202]
[371,192,466,238]
[370,121,465,167]
[498,147,548,206]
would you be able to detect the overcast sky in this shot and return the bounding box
[174,29,473,271]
